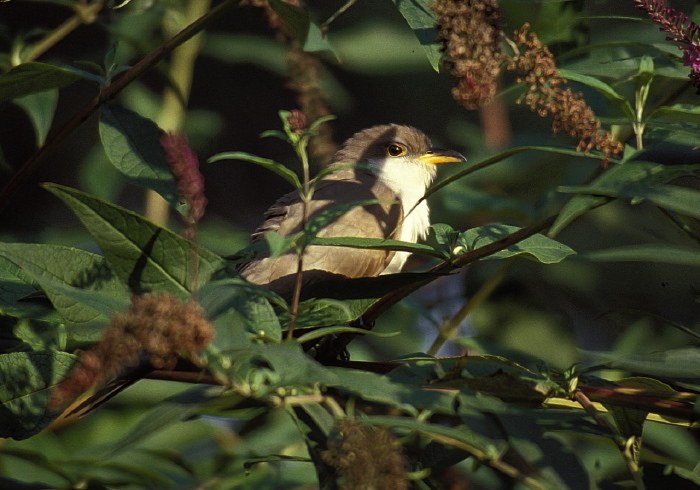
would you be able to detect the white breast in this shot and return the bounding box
[370,156,436,274]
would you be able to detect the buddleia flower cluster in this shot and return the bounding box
[633,0,700,92]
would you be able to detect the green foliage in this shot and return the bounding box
[1,1,700,489]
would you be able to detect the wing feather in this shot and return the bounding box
[239,166,402,298]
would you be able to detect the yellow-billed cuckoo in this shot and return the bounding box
[240,124,466,298]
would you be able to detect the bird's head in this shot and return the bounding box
[330,124,466,193]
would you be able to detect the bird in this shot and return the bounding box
[239,124,466,299]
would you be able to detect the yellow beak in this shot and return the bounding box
[418,148,467,165]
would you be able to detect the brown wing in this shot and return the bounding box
[239,166,402,299]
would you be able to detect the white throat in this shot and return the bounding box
[370,157,436,274]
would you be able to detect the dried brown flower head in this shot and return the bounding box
[320,420,408,490]
[51,292,214,409]
[507,24,623,164]
[432,0,503,110]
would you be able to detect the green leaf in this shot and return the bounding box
[208,151,301,189]
[0,351,77,440]
[560,182,700,221]
[43,184,226,299]
[0,243,130,340]
[0,62,82,103]
[650,103,700,118]
[457,224,576,263]
[310,236,443,259]
[550,161,700,236]
[390,0,442,72]
[426,145,610,203]
[581,348,700,378]
[0,256,57,321]
[558,68,635,119]
[13,89,58,146]
[99,105,183,213]
[280,298,356,330]
[96,385,223,458]
[577,244,700,266]
[198,278,284,348]
[267,0,336,56]
[263,230,297,259]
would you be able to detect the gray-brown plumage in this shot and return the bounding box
[239,124,466,299]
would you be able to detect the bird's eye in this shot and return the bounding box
[387,144,405,157]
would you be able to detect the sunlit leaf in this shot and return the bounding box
[43,184,226,299]
[457,224,575,263]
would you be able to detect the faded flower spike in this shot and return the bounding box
[633,0,700,92]
[432,0,503,110]
[161,132,207,227]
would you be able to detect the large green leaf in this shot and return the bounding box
[0,62,82,103]
[551,161,700,236]
[581,348,700,379]
[43,184,226,299]
[198,278,284,349]
[0,351,77,440]
[0,243,130,337]
[99,105,183,213]
[560,182,700,221]
[457,224,575,263]
[390,0,442,72]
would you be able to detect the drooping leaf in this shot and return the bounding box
[13,89,58,146]
[581,348,700,378]
[0,62,82,103]
[550,161,700,236]
[577,244,700,266]
[99,105,184,213]
[208,151,301,189]
[560,182,700,221]
[0,351,77,440]
[457,224,576,263]
[390,0,442,72]
[43,184,226,299]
